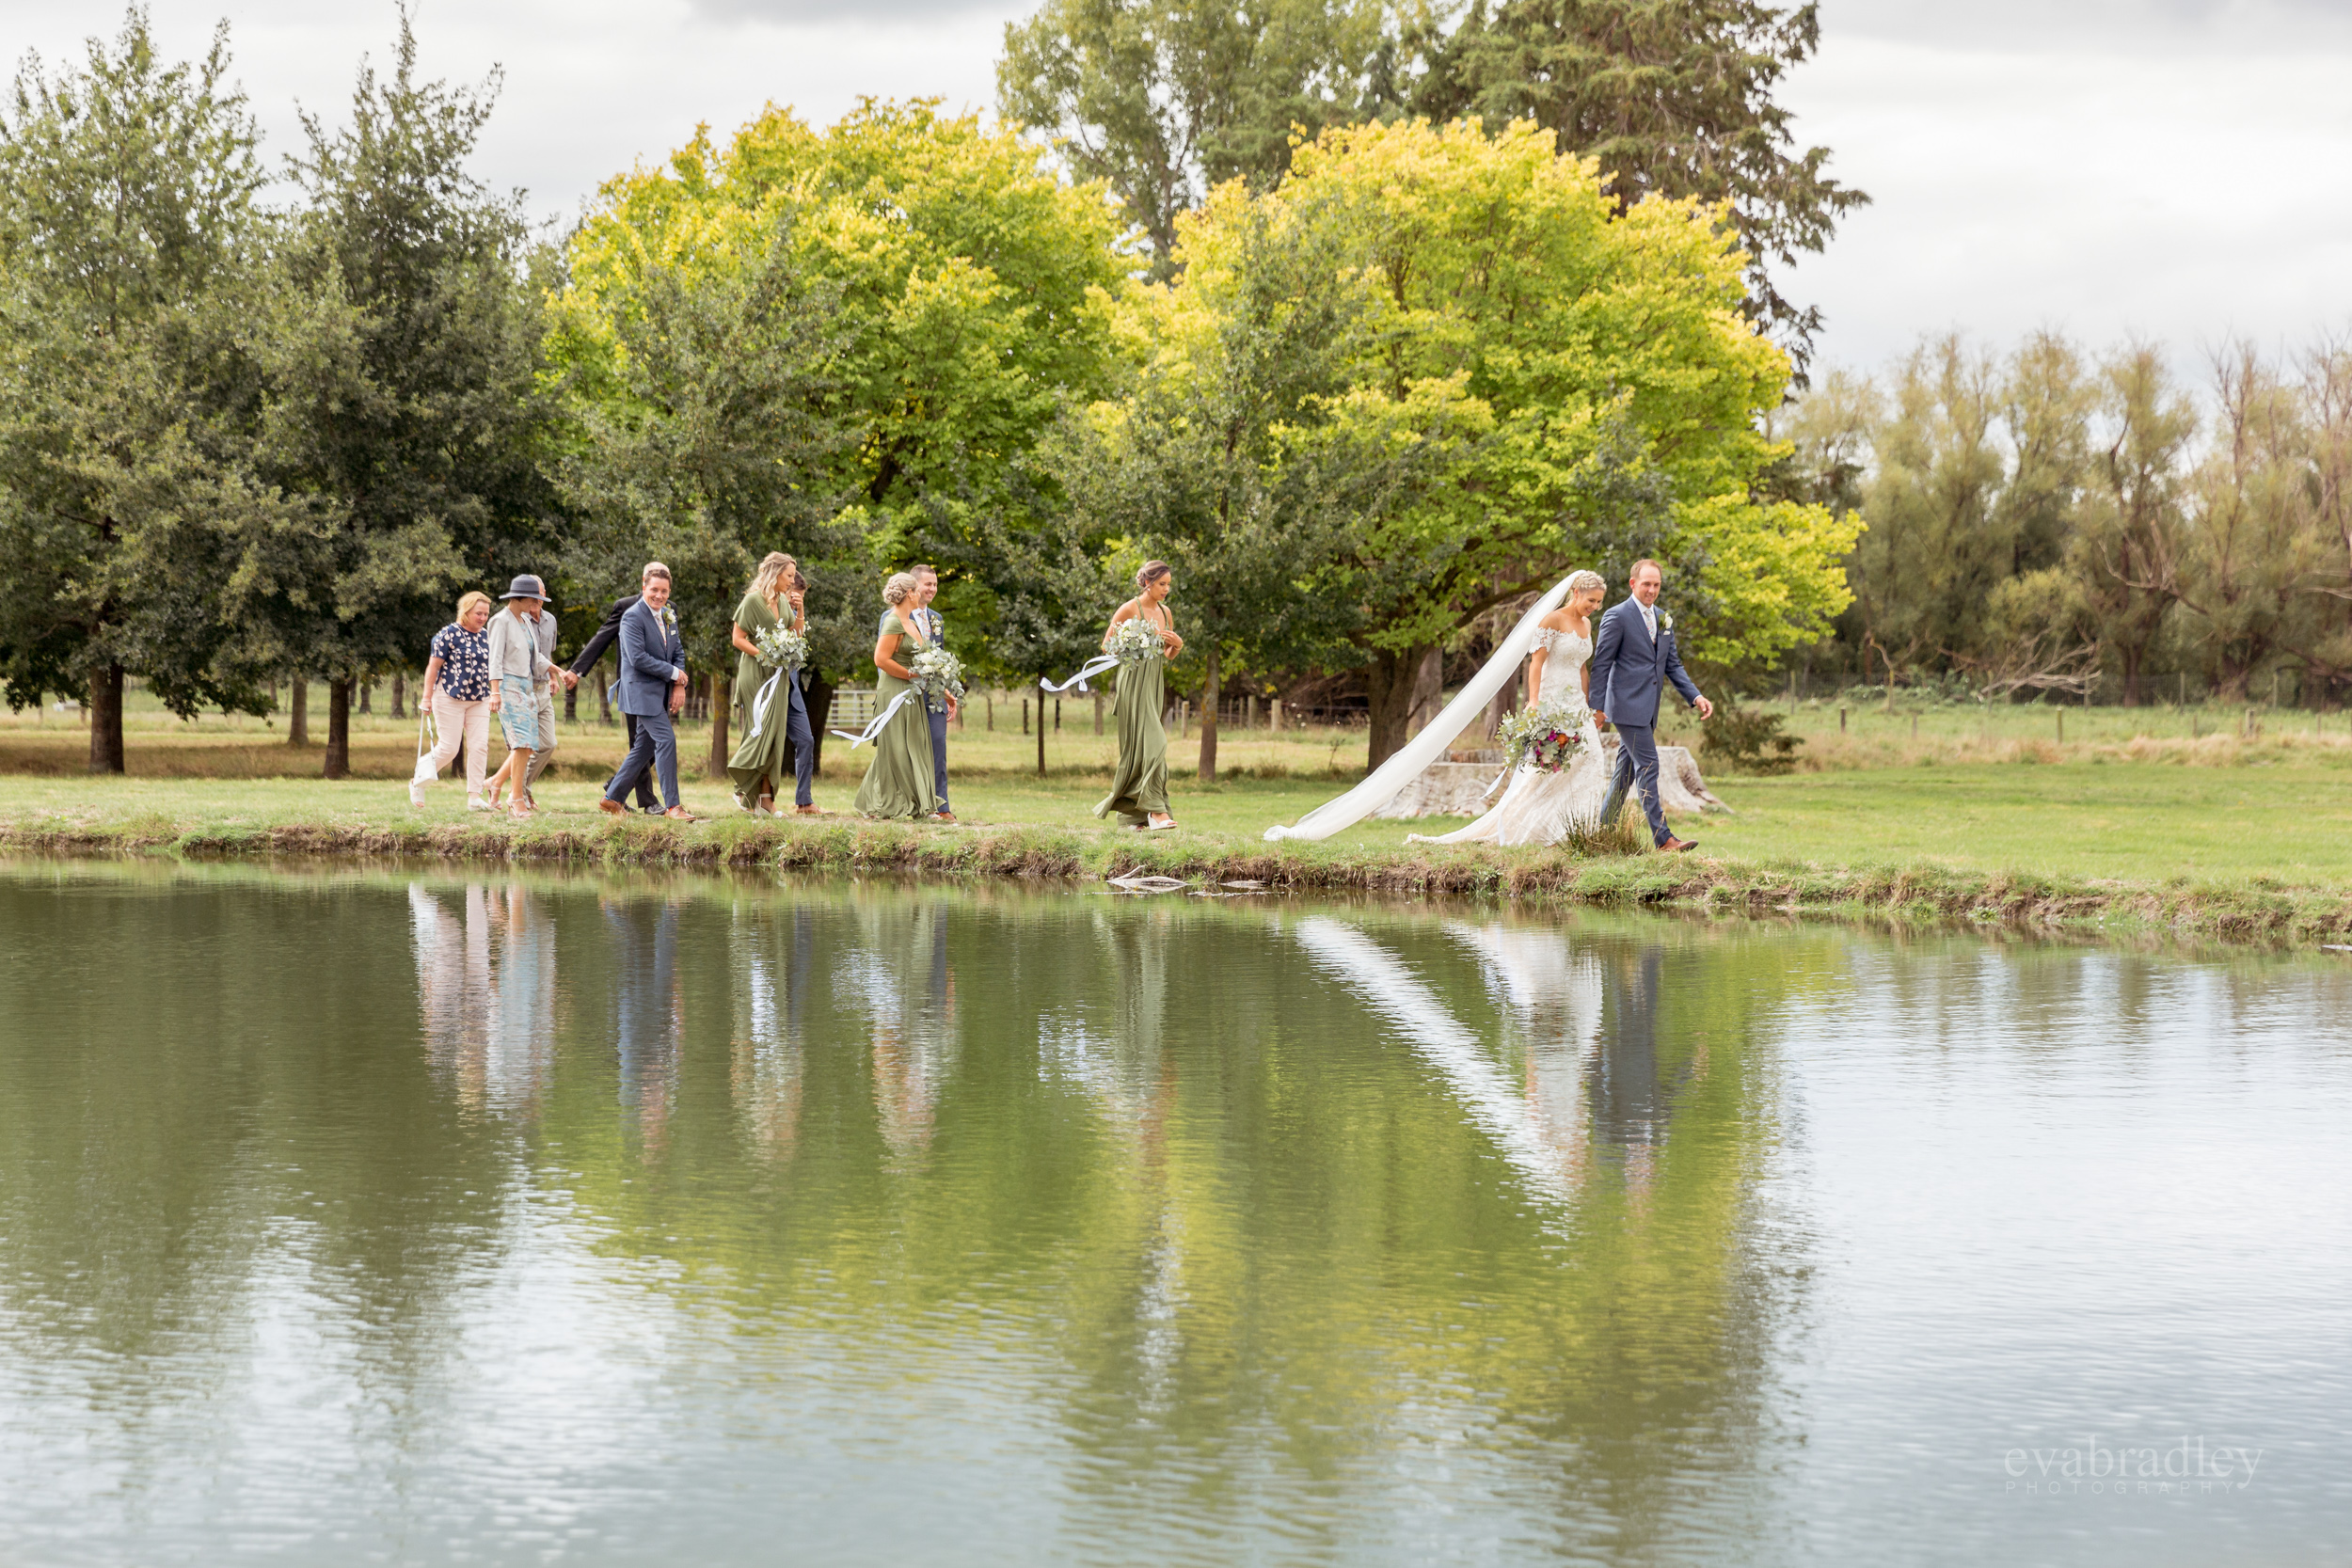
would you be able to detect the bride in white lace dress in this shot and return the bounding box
[1409,570,1612,847]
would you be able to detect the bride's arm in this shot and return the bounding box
[1525,645,1546,707]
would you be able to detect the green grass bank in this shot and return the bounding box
[6,772,2352,950]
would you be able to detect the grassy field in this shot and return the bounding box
[7,684,2352,943]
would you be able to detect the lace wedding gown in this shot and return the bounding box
[1409,626,1610,847]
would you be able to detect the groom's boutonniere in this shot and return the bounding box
[1658,609,1674,634]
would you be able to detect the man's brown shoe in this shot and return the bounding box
[662,806,698,822]
[1661,835,1698,853]
[794,803,821,816]
[933,810,958,824]
[598,798,626,817]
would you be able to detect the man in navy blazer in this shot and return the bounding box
[599,562,695,820]
[568,588,660,812]
[1587,558,1713,852]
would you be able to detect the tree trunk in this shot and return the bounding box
[2119,644,2143,707]
[1405,645,1444,737]
[287,676,309,746]
[1484,660,1522,738]
[708,671,730,779]
[391,670,406,721]
[597,657,612,724]
[1198,645,1221,781]
[564,676,577,722]
[804,671,834,774]
[358,680,372,715]
[1363,643,1429,769]
[87,663,125,775]
[324,678,351,780]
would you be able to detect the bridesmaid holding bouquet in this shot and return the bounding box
[1094,561,1183,832]
[853,574,941,820]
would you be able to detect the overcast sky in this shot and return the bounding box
[4,0,2347,378]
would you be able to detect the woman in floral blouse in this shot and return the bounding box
[409,592,497,809]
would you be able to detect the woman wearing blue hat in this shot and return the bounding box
[485,575,561,819]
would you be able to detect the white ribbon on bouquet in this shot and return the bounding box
[1041,655,1120,695]
[829,687,920,750]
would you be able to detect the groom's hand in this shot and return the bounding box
[1592,710,1607,728]
[1694,695,1714,720]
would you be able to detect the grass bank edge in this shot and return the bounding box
[4,812,2347,948]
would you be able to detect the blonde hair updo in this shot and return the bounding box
[1567,569,1606,596]
[752,552,797,607]
[882,572,918,608]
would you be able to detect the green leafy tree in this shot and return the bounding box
[995,0,1391,275]
[1420,0,1867,356]
[548,214,850,775]
[2072,345,2193,705]
[560,99,1126,742]
[0,11,292,770]
[235,15,564,778]
[1055,182,1455,779]
[1272,117,1855,765]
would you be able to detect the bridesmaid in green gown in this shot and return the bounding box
[1094,561,1183,831]
[853,573,941,821]
[725,552,801,815]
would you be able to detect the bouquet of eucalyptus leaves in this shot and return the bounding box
[1107,615,1164,665]
[1495,700,1592,774]
[754,622,807,672]
[909,643,965,713]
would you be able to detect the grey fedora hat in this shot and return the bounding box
[500,574,548,601]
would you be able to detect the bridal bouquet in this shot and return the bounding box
[909,643,966,713]
[1107,615,1164,664]
[1495,701,1591,774]
[754,623,807,672]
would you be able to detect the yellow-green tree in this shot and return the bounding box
[552,98,1125,731]
[1260,118,1855,764]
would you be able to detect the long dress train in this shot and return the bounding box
[1094,655,1168,827]
[1410,626,1609,847]
[853,612,939,820]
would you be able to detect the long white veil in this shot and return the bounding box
[1263,571,1579,843]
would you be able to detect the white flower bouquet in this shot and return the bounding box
[1107,615,1164,665]
[754,623,807,672]
[910,643,965,713]
[1495,700,1592,774]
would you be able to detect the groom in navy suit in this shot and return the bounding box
[1587,558,1713,853]
[599,562,696,820]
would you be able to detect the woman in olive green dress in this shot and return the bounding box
[726,552,817,816]
[1095,561,1184,831]
[853,573,940,820]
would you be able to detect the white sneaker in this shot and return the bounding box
[467,795,489,812]
[409,782,427,807]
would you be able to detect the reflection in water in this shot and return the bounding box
[731,902,809,1164]
[1295,915,1588,1206]
[410,882,556,1120]
[610,896,682,1157]
[845,896,961,1159]
[4,863,2351,1568]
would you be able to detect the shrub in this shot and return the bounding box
[1701,702,1804,775]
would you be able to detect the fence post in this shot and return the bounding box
[1093,691,1104,735]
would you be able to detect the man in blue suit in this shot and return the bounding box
[1587,558,1713,853]
[599,562,696,820]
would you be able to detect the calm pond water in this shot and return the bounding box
[1,861,2348,1567]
